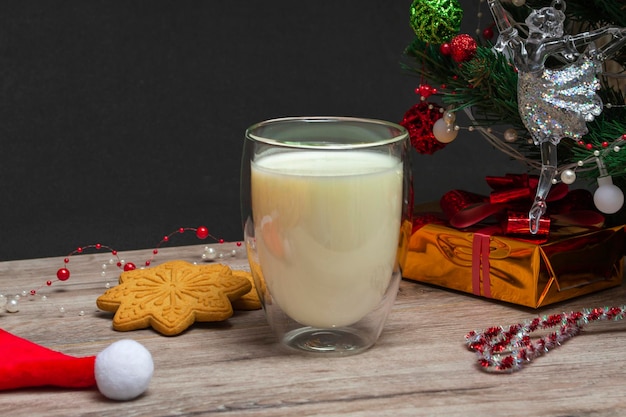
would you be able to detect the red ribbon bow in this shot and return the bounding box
[439,174,602,237]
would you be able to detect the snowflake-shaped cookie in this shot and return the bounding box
[96,260,252,336]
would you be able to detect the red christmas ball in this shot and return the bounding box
[124,262,136,271]
[450,34,477,63]
[400,102,446,155]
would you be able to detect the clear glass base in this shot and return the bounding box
[282,327,372,356]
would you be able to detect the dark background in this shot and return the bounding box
[0,0,516,261]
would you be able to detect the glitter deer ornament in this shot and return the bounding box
[487,0,626,233]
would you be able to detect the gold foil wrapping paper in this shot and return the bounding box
[402,223,624,308]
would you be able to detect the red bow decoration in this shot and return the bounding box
[439,174,604,238]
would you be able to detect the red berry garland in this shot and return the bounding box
[38,226,216,296]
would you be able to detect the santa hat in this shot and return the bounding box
[0,329,153,401]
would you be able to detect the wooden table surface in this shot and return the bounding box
[1,242,626,417]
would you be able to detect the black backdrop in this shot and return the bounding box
[0,0,516,261]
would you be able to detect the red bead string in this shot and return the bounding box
[29,225,217,296]
[143,226,216,267]
[465,306,626,372]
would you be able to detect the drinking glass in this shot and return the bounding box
[241,116,411,355]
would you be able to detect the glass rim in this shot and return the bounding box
[245,116,408,150]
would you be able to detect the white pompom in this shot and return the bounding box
[95,339,154,401]
[594,176,624,214]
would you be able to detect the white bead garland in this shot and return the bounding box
[560,169,577,185]
[6,298,19,313]
[503,128,518,143]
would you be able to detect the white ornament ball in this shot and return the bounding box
[593,176,624,214]
[432,118,458,143]
[560,169,576,185]
[95,339,154,401]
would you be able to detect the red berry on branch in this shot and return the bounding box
[440,42,451,56]
[416,84,438,99]
[483,26,494,40]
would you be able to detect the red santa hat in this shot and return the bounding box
[0,328,153,401]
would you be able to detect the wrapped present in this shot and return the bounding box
[402,175,624,308]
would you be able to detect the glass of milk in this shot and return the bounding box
[241,116,411,355]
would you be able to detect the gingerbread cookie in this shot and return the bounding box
[230,270,262,311]
[96,260,252,336]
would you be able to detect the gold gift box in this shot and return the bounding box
[402,222,624,308]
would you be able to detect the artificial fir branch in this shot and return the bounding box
[448,47,520,125]
[510,0,626,27]
[402,0,626,185]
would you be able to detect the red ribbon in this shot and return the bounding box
[439,174,602,235]
[472,231,494,298]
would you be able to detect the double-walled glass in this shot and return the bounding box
[241,116,412,356]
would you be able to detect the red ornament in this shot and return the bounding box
[56,268,70,281]
[450,34,477,63]
[196,226,210,240]
[482,26,494,40]
[400,102,446,155]
[123,262,136,272]
[440,42,451,56]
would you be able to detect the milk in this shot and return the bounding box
[251,150,403,328]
